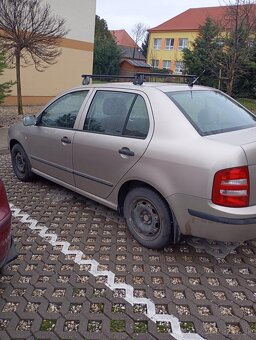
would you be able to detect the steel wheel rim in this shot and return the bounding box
[130,198,160,238]
[15,151,26,173]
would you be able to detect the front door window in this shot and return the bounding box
[40,91,88,129]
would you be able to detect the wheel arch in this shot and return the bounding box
[9,139,21,150]
[118,180,181,244]
[117,180,169,214]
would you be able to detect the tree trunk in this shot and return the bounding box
[15,50,23,115]
[226,66,235,96]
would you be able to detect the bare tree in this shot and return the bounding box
[0,0,68,114]
[220,0,256,95]
[131,22,148,59]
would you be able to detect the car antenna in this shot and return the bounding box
[188,70,205,88]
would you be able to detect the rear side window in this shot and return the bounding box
[84,91,149,138]
[166,90,256,135]
[124,95,149,138]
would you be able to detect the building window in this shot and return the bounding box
[178,38,188,50]
[163,60,171,70]
[151,59,159,68]
[175,61,184,74]
[165,38,174,50]
[153,38,162,50]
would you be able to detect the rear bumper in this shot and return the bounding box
[0,237,17,269]
[188,209,256,225]
[0,211,17,269]
[167,194,256,242]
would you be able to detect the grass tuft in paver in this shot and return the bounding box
[110,320,126,332]
[40,319,56,331]
[250,323,256,333]
[134,321,148,333]
[180,321,196,333]
[156,321,172,333]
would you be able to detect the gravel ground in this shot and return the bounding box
[0,105,42,128]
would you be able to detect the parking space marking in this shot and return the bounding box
[11,204,204,340]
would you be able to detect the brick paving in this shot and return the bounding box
[0,153,256,339]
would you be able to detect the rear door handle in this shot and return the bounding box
[118,147,134,156]
[61,136,71,144]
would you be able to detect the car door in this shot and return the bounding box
[73,89,153,198]
[28,90,89,185]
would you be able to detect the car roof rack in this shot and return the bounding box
[81,73,196,86]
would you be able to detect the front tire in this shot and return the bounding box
[123,187,175,249]
[11,144,33,182]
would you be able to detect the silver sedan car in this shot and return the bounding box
[8,81,256,249]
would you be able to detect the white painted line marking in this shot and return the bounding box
[11,205,204,340]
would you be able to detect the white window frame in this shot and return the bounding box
[178,38,188,50]
[163,60,171,70]
[175,61,184,74]
[165,38,174,50]
[151,59,159,69]
[153,38,162,50]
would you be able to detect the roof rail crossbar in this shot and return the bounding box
[136,72,196,80]
[81,73,197,86]
[81,74,135,85]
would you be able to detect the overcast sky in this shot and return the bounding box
[96,0,224,36]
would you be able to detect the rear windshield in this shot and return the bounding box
[165,90,256,135]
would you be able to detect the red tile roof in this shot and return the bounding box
[149,6,229,32]
[111,29,136,47]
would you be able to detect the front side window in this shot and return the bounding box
[84,91,149,139]
[151,59,159,68]
[165,38,174,50]
[178,38,188,50]
[153,38,162,50]
[166,90,256,135]
[163,60,171,70]
[40,91,88,129]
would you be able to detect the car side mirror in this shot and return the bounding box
[23,115,37,126]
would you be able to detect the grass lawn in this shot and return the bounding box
[237,98,256,113]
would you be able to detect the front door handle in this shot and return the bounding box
[61,136,71,144]
[118,147,135,156]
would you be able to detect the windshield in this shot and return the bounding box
[165,90,256,135]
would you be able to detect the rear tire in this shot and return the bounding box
[11,144,33,182]
[123,187,176,249]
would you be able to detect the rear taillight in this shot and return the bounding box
[212,166,249,207]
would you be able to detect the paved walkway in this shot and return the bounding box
[1,153,256,339]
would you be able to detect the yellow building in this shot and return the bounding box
[2,0,96,105]
[147,6,228,74]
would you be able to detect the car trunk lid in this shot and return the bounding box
[206,126,256,165]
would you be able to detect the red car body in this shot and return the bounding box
[0,178,16,269]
